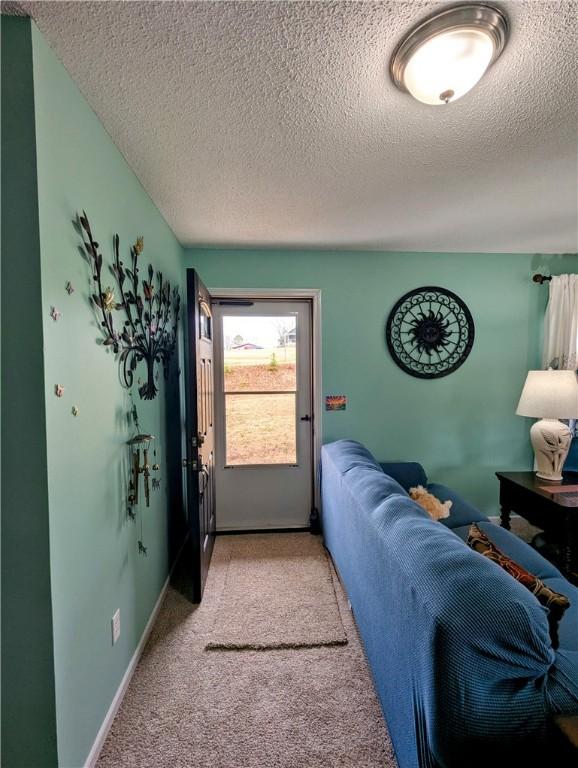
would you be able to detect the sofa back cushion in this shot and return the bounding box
[379,461,428,491]
[427,482,489,529]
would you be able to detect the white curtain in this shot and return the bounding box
[542,274,578,371]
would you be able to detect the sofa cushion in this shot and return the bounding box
[452,521,562,581]
[427,482,489,529]
[378,461,428,491]
[478,522,562,581]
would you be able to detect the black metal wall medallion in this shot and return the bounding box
[386,287,474,379]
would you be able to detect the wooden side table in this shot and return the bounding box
[496,471,578,581]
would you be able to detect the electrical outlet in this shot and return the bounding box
[111,609,121,645]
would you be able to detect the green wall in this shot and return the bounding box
[2,18,186,768]
[32,24,185,768]
[184,248,577,514]
[1,17,59,768]
[3,14,577,768]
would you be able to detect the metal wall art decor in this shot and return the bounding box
[127,433,157,509]
[55,384,65,397]
[126,399,161,555]
[127,432,160,555]
[79,212,180,400]
[65,281,75,295]
[386,286,475,379]
[50,306,62,322]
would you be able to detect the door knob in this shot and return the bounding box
[300,415,311,422]
[182,458,198,470]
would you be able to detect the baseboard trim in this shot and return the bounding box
[84,535,189,767]
[217,526,311,535]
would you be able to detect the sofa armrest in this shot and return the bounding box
[378,461,427,491]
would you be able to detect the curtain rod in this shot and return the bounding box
[532,273,552,285]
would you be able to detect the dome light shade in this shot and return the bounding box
[390,4,509,106]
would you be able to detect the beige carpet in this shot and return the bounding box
[97,533,397,768]
[206,533,347,650]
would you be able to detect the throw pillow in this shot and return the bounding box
[467,523,570,649]
[409,485,452,521]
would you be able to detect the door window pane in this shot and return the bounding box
[225,393,297,465]
[199,300,212,340]
[222,315,299,466]
[223,316,296,393]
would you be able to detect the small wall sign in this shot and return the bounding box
[326,395,347,411]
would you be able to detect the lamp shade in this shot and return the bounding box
[516,370,578,419]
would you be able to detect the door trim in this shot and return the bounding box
[209,288,322,514]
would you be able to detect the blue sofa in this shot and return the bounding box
[321,440,578,768]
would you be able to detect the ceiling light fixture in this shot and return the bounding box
[390,3,509,106]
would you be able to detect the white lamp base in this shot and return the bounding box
[530,418,572,482]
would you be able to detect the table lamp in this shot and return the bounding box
[516,370,578,481]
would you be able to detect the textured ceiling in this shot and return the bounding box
[8,0,578,252]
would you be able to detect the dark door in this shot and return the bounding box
[184,269,216,602]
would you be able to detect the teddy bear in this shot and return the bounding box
[409,485,452,521]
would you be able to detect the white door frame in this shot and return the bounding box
[209,288,322,516]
